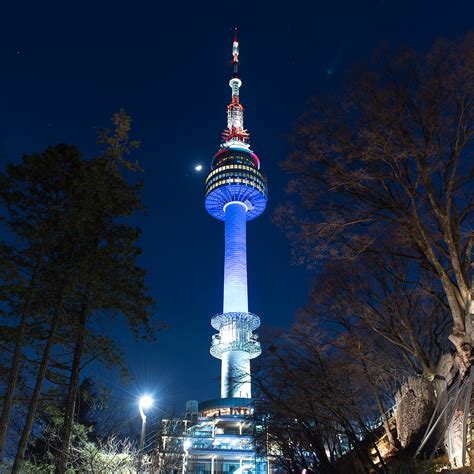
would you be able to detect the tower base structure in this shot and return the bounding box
[160,398,273,474]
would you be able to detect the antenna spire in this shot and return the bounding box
[222,29,248,146]
[232,28,239,78]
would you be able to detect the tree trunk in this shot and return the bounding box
[55,301,89,474]
[447,294,474,466]
[11,287,67,473]
[351,439,372,474]
[361,358,397,449]
[358,431,385,473]
[310,433,333,474]
[0,243,45,461]
[374,390,396,449]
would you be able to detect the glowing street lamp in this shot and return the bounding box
[139,395,153,419]
[138,395,153,472]
[183,439,192,450]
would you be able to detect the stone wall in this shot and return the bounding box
[396,377,436,449]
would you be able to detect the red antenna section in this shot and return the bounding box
[221,29,250,148]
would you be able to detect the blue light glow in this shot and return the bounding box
[224,202,248,313]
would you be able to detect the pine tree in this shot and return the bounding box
[55,151,154,473]
[0,111,157,472]
[0,144,85,460]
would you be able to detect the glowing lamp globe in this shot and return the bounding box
[139,395,153,410]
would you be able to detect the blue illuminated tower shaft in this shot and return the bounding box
[221,202,250,398]
[224,202,248,313]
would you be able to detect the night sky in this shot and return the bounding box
[1,1,472,415]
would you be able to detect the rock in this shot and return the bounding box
[395,376,436,449]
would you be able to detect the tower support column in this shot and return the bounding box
[223,202,248,313]
[221,350,251,398]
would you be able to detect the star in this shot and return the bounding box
[194,164,203,172]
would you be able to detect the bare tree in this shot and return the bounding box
[305,251,451,379]
[23,420,142,474]
[72,434,142,473]
[253,327,389,473]
[277,32,473,464]
[277,33,473,374]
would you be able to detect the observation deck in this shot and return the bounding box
[210,312,261,360]
[205,148,268,221]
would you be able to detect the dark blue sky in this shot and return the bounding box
[1,0,472,414]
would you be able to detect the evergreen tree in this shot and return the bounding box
[55,149,155,473]
[0,111,158,472]
[0,144,85,460]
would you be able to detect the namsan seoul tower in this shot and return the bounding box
[161,34,272,474]
[205,30,268,400]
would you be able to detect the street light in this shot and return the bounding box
[138,395,153,472]
[182,439,192,473]
[183,439,192,450]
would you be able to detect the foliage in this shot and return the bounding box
[97,109,142,172]
[24,425,141,473]
[0,110,159,471]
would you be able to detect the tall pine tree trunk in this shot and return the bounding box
[11,235,81,473]
[12,281,68,473]
[0,243,45,461]
[55,300,89,474]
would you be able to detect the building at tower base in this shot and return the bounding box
[158,397,277,473]
[182,398,267,474]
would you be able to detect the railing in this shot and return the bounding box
[210,339,261,358]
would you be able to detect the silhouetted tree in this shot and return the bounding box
[277,32,473,464]
[0,145,74,460]
[277,33,473,374]
[254,326,388,473]
[0,111,158,473]
[305,250,451,379]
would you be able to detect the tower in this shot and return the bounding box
[162,34,272,474]
[205,31,268,400]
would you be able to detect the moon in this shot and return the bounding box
[194,164,203,172]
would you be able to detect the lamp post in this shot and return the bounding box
[138,395,153,472]
[182,439,191,474]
